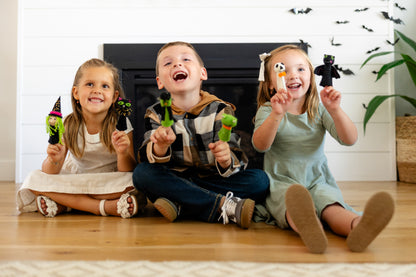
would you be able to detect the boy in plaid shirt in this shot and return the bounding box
[133,41,269,228]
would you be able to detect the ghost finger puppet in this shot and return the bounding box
[274,63,286,91]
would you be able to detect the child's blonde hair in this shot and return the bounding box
[256,45,319,122]
[155,41,205,76]
[64,58,125,158]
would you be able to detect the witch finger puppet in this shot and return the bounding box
[218,114,237,142]
[115,97,132,131]
[160,92,174,128]
[274,62,287,91]
[314,54,340,87]
[46,97,65,145]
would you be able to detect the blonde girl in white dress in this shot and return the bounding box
[17,58,146,218]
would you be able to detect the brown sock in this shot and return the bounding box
[347,191,394,252]
[285,184,328,254]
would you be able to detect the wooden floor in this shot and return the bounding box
[1,181,415,263]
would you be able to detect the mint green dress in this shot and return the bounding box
[252,102,359,229]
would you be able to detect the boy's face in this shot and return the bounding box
[156,45,207,96]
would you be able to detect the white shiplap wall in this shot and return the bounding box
[16,0,396,183]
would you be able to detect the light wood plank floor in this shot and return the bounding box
[1,181,415,263]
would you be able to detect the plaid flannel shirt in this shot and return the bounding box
[139,90,248,177]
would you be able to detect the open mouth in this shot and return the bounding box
[287,83,301,89]
[88,97,104,103]
[173,71,188,81]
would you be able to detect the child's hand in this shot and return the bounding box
[209,140,231,169]
[271,88,292,115]
[46,143,66,164]
[320,86,341,112]
[151,126,176,156]
[112,130,130,154]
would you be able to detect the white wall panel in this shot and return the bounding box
[16,0,396,182]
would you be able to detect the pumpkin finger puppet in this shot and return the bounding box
[218,114,237,142]
[115,97,132,131]
[160,92,174,128]
[274,62,287,91]
[314,54,340,87]
[46,97,65,145]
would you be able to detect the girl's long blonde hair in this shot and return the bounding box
[64,58,125,158]
[256,45,319,122]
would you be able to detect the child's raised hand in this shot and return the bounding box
[46,143,66,163]
[112,130,130,154]
[320,86,341,112]
[151,126,176,156]
[209,140,231,169]
[271,88,292,115]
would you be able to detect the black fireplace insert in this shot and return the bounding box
[104,42,306,169]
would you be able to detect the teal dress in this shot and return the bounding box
[252,102,359,229]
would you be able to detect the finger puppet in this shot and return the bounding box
[314,54,340,87]
[274,63,286,91]
[160,92,174,127]
[115,97,132,131]
[218,114,237,142]
[46,97,65,145]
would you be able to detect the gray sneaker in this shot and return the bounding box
[219,192,255,229]
[154,198,180,222]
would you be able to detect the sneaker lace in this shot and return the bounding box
[219,191,237,224]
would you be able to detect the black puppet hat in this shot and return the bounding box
[49,97,62,118]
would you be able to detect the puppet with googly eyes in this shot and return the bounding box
[115,97,132,131]
[274,62,287,92]
[46,97,65,145]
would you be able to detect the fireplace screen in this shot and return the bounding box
[104,43,306,169]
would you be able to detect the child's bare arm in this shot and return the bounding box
[42,143,67,174]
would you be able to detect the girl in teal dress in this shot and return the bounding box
[252,45,394,254]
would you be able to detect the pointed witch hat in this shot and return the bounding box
[49,97,62,118]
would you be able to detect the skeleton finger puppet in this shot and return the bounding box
[274,63,287,91]
[218,114,237,142]
[46,97,65,145]
[115,97,132,131]
[314,54,340,87]
[160,92,174,128]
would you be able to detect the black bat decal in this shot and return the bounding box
[299,39,312,48]
[330,37,342,46]
[386,38,400,46]
[335,20,350,24]
[362,103,368,109]
[362,25,374,32]
[381,11,404,24]
[394,3,406,10]
[334,65,355,76]
[372,70,379,75]
[366,47,380,54]
[289,7,312,14]
[354,7,369,12]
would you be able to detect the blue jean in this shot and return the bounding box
[133,162,269,223]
